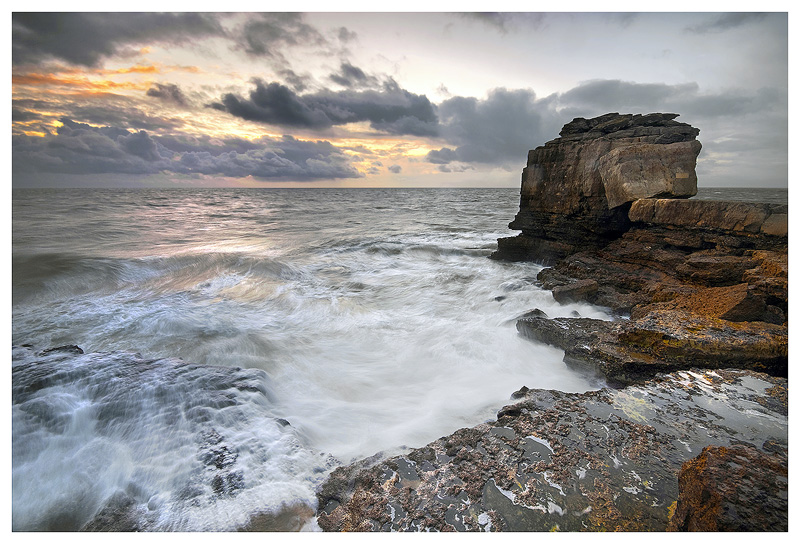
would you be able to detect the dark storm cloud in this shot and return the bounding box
[426,147,459,164]
[146,83,189,107]
[12,13,225,67]
[12,118,362,182]
[388,165,402,174]
[210,81,332,129]
[235,13,326,60]
[684,13,768,34]
[210,78,439,136]
[328,62,379,89]
[431,88,562,165]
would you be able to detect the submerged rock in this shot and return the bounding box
[316,369,787,532]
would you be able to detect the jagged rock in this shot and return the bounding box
[517,307,787,386]
[631,283,771,323]
[317,370,787,532]
[617,310,787,377]
[516,314,616,352]
[666,445,788,531]
[492,113,701,264]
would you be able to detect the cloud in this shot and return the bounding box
[559,80,700,112]
[234,13,326,61]
[12,118,363,182]
[438,163,474,173]
[146,83,189,107]
[432,87,562,165]
[557,79,786,120]
[684,13,767,34]
[426,147,459,164]
[388,164,402,174]
[460,12,546,34]
[278,68,313,92]
[337,27,358,43]
[210,77,439,136]
[462,13,512,34]
[328,62,379,89]
[12,13,225,67]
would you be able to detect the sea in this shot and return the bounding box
[10,186,787,531]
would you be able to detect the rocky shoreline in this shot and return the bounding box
[315,113,788,531]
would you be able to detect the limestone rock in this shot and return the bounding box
[517,305,787,385]
[599,142,700,208]
[629,198,787,235]
[632,283,770,323]
[667,445,788,532]
[492,112,701,263]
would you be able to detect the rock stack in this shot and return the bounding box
[493,112,702,264]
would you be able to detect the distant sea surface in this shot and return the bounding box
[694,186,787,205]
[10,186,783,531]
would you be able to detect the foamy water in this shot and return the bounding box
[12,188,610,531]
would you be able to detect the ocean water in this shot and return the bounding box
[694,186,787,205]
[12,187,611,532]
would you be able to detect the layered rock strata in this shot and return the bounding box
[317,370,787,532]
[523,198,788,384]
[493,112,702,265]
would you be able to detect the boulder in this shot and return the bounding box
[667,445,788,532]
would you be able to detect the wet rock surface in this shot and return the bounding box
[316,370,787,532]
[519,200,788,384]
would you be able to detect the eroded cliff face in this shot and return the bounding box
[494,112,702,264]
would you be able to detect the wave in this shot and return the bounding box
[12,252,305,304]
[11,345,333,531]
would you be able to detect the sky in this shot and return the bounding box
[9,4,791,188]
